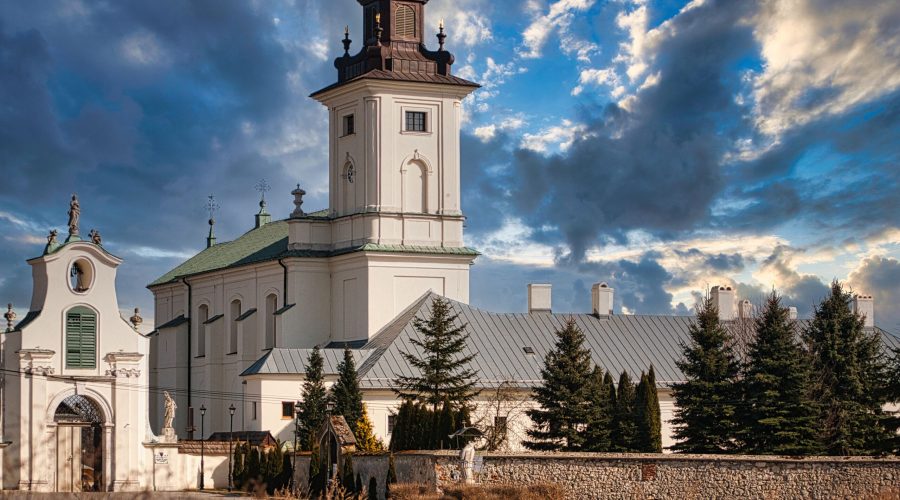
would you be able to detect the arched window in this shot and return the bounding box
[197,304,209,357]
[265,294,278,349]
[395,5,416,38]
[66,306,97,368]
[402,162,426,213]
[229,300,241,354]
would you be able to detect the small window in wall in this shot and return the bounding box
[388,414,396,435]
[252,402,258,421]
[265,294,278,350]
[405,111,427,132]
[229,300,241,354]
[197,304,209,357]
[282,401,294,420]
[342,114,355,136]
[66,306,97,369]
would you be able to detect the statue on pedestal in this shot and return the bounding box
[67,194,80,237]
[162,391,177,442]
[460,441,476,484]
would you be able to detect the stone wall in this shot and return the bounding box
[388,452,900,500]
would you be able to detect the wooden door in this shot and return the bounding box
[56,425,84,492]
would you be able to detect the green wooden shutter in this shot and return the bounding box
[66,307,97,369]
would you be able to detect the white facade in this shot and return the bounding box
[1,239,152,492]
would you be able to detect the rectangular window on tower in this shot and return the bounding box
[405,111,427,132]
[282,401,294,420]
[342,114,355,136]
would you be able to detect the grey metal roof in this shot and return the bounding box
[241,292,900,390]
[241,347,372,376]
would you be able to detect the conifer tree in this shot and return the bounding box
[740,293,819,455]
[298,347,328,450]
[432,397,456,450]
[246,447,261,486]
[331,347,365,434]
[232,442,246,489]
[385,454,397,499]
[804,281,891,455]
[394,297,479,411]
[525,319,593,451]
[612,371,638,452]
[635,370,663,453]
[584,367,613,451]
[368,476,379,500]
[309,446,324,497]
[355,404,386,452]
[341,454,356,492]
[671,296,741,453]
[885,347,900,454]
[388,400,413,452]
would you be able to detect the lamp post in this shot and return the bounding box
[228,404,236,492]
[241,380,247,431]
[199,405,206,490]
[293,401,302,490]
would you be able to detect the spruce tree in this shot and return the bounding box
[612,371,638,452]
[331,347,365,434]
[671,296,741,453]
[886,347,900,454]
[635,370,663,453]
[355,403,386,452]
[232,442,246,489]
[740,293,819,455]
[804,281,891,455]
[525,319,593,451]
[298,347,328,450]
[389,400,413,452]
[584,367,613,452]
[394,297,479,411]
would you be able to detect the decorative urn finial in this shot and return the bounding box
[5,304,16,332]
[374,12,383,47]
[343,26,352,56]
[291,184,307,218]
[130,307,143,330]
[438,18,447,51]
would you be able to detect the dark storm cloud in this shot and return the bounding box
[849,256,900,331]
[673,248,746,272]
[504,0,758,260]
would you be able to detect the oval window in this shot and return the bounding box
[69,258,94,293]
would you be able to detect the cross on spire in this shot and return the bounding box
[206,195,220,248]
[255,179,271,202]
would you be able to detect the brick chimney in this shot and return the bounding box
[853,294,875,328]
[528,284,552,314]
[788,307,798,320]
[592,282,614,316]
[710,285,736,321]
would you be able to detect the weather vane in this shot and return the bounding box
[255,179,271,202]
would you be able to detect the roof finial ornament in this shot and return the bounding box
[44,229,60,255]
[129,307,143,331]
[4,303,16,332]
[66,193,81,242]
[291,184,307,218]
[88,228,102,245]
[374,12,383,47]
[255,179,272,228]
[438,18,446,51]
[206,195,219,248]
[343,25,352,56]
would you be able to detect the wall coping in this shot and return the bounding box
[393,451,900,464]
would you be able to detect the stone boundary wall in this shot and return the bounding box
[387,452,900,500]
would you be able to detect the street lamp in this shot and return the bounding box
[293,401,302,490]
[241,380,247,431]
[228,404,236,492]
[199,405,206,491]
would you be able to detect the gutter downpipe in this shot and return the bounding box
[278,258,289,347]
[182,277,194,439]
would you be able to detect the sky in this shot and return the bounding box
[1,0,899,331]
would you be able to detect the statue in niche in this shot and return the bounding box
[163,391,177,430]
[67,194,80,236]
[70,262,87,292]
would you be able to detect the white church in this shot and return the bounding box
[2,0,898,493]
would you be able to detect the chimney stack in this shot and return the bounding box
[739,299,753,319]
[853,294,875,328]
[710,286,736,321]
[592,282,614,316]
[528,284,552,314]
[788,307,798,320]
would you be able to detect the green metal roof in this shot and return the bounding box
[148,218,480,288]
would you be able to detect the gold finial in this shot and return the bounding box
[375,13,381,24]
[440,18,445,30]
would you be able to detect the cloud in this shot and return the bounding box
[521,0,597,59]
[520,119,586,153]
[572,68,620,96]
[751,0,900,137]
[848,256,900,331]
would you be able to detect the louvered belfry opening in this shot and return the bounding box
[395,4,416,39]
[66,306,97,369]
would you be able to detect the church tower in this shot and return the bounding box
[285,0,480,342]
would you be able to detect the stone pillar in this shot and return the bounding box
[106,352,143,491]
[145,442,181,491]
[18,349,54,491]
[103,423,114,492]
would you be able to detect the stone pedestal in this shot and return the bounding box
[145,442,181,492]
[161,428,177,443]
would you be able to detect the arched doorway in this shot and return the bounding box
[54,394,104,492]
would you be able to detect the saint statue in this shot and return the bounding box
[163,391,177,430]
[67,194,80,236]
[460,441,476,484]
[89,229,102,245]
[47,229,58,246]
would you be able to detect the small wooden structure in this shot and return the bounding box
[318,415,357,481]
